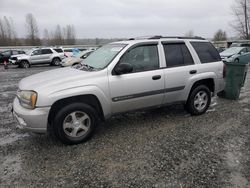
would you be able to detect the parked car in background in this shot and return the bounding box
[9,48,63,68]
[230,42,250,50]
[224,51,250,63]
[216,47,226,53]
[60,50,94,67]
[53,47,66,60]
[63,48,80,57]
[0,50,25,64]
[220,47,249,60]
[12,36,225,144]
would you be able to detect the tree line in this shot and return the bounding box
[0,13,76,46]
[0,0,249,46]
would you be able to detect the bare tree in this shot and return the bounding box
[65,25,76,45]
[0,16,18,46]
[43,28,50,45]
[231,0,250,39]
[184,30,194,37]
[213,29,227,41]
[25,13,40,45]
[52,25,64,45]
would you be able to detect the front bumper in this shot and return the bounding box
[9,59,18,65]
[12,97,50,133]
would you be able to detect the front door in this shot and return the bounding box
[109,43,165,114]
[30,49,42,64]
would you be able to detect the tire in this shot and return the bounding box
[234,58,239,63]
[185,85,211,116]
[52,103,98,145]
[51,58,61,66]
[72,63,79,66]
[20,60,30,68]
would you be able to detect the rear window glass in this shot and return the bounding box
[41,49,53,54]
[64,49,73,52]
[191,42,221,63]
[53,48,63,53]
[163,43,194,68]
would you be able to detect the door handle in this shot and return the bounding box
[152,75,161,80]
[189,70,197,74]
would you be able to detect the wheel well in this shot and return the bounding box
[20,60,29,64]
[190,78,215,93]
[48,95,104,125]
[52,57,61,61]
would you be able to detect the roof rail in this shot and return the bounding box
[148,36,206,40]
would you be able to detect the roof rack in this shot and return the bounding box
[148,35,206,40]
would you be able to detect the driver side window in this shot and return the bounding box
[32,50,40,56]
[119,44,159,73]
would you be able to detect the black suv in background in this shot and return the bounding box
[0,50,25,64]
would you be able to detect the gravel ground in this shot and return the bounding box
[0,65,250,188]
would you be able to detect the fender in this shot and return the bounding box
[183,72,216,100]
[36,85,111,118]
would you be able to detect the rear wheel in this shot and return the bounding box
[20,60,30,68]
[185,85,211,115]
[51,58,61,66]
[53,103,98,145]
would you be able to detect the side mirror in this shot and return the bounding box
[114,63,133,75]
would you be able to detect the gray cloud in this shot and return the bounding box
[0,0,235,38]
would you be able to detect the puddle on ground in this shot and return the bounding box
[0,133,29,146]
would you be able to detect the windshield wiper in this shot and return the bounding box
[73,63,99,71]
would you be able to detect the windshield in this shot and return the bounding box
[25,49,33,55]
[76,51,89,58]
[81,44,127,69]
[221,47,244,55]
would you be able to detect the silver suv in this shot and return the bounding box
[12,36,225,144]
[9,48,63,68]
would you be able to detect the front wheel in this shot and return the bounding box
[53,103,98,145]
[20,60,30,68]
[234,58,239,63]
[185,85,211,116]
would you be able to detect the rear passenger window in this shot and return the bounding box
[120,44,159,73]
[191,42,221,63]
[163,43,194,68]
[41,49,53,54]
[53,48,63,53]
[12,51,18,55]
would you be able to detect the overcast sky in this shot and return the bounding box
[0,0,236,39]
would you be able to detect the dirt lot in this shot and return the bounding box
[0,65,249,188]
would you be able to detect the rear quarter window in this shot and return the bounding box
[191,42,221,63]
[64,49,73,52]
[53,48,63,53]
[41,49,53,54]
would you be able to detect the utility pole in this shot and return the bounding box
[244,0,249,39]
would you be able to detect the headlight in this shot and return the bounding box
[17,90,37,109]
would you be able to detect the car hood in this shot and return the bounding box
[13,54,30,59]
[19,67,102,93]
[220,52,235,58]
[62,57,81,63]
[11,54,27,58]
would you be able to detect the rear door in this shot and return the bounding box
[40,49,53,63]
[161,42,196,103]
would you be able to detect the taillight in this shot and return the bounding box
[64,53,68,57]
[223,63,226,78]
